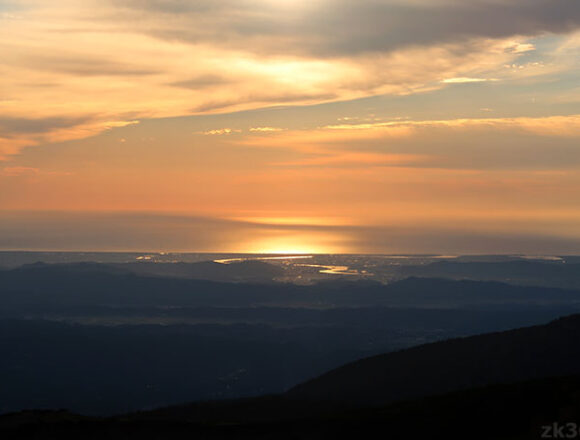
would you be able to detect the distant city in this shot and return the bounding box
[0,251,576,285]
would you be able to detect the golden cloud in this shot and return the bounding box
[1,1,570,159]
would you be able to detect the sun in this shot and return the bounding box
[252,239,325,255]
[257,247,318,255]
[239,233,343,255]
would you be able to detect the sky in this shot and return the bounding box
[1,0,580,254]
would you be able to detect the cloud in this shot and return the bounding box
[0,116,93,135]
[507,42,536,54]
[13,53,161,77]
[199,128,242,136]
[0,1,578,159]
[1,166,38,177]
[1,166,73,178]
[243,114,580,170]
[0,116,95,159]
[272,152,428,168]
[442,77,497,84]
[345,225,580,255]
[0,116,139,160]
[1,210,579,254]
[249,127,284,133]
[320,115,580,137]
[111,0,580,57]
[0,211,249,252]
[169,75,233,90]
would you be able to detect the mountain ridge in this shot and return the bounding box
[287,313,580,405]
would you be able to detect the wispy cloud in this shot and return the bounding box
[243,114,580,171]
[112,0,580,57]
[272,152,429,168]
[442,77,497,84]
[199,128,242,136]
[0,1,577,158]
[1,166,73,178]
[249,127,285,133]
[0,116,138,160]
[321,115,580,136]
[1,166,38,177]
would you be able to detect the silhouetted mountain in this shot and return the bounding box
[362,276,580,307]
[4,307,571,416]
[1,263,579,310]
[112,261,285,283]
[0,263,279,308]
[18,261,129,275]
[104,374,580,439]
[288,314,580,405]
[2,313,580,437]
[0,319,332,415]
[2,262,580,421]
[5,259,283,284]
[398,260,580,289]
[1,374,579,439]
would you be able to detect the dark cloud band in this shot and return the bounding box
[112,0,580,56]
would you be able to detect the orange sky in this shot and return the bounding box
[1,1,580,253]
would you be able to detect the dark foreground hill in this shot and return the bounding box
[0,306,575,415]
[288,314,580,405]
[1,375,579,439]
[2,315,580,439]
[3,261,579,415]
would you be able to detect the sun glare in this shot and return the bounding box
[239,233,344,255]
[252,241,326,255]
